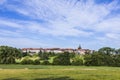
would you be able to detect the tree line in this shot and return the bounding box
[0,46,120,66]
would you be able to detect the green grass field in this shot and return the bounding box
[0,65,120,80]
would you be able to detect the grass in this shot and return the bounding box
[0,65,120,80]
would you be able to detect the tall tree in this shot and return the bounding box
[0,46,22,64]
[116,48,120,54]
[38,50,42,58]
[98,47,114,55]
[38,50,49,60]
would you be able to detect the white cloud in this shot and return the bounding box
[0,18,93,37]
[94,16,120,33]
[106,33,120,40]
[0,29,22,37]
[0,37,51,48]
[0,0,120,49]
[0,19,23,28]
[4,0,119,36]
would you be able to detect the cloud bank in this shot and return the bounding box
[0,0,120,49]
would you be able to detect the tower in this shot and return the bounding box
[78,44,82,49]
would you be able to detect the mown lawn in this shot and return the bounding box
[0,65,120,80]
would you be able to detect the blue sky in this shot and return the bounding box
[0,0,120,50]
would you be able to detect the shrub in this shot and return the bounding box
[84,52,115,66]
[33,59,40,65]
[53,52,70,65]
[0,56,16,64]
[42,60,50,65]
[84,53,104,66]
[21,58,33,64]
[113,54,120,67]
[38,51,49,60]
[71,56,83,66]
[72,59,83,66]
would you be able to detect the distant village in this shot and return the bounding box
[22,45,94,55]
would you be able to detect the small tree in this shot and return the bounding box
[69,52,75,58]
[38,50,42,58]
[38,50,49,60]
[71,56,83,66]
[84,52,104,66]
[33,59,40,65]
[20,57,33,65]
[42,60,50,65]
[53,52,70,65]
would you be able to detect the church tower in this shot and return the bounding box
[78,44,82,49]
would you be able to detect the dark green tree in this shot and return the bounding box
[98,47,114,55]
[71,56,83,66]
[38,50,42,58]
[84,51,115,66]
[49,52,55,57]
[53,52,70,65]
[69,52,75,58]
[115,48,120,54]
[38,50,49,60]
[113,54,120,67]
[21,58,33,64]
[42,60,50,65]
[84,52,105,66]
[0,46,22,64]
[33,59,40,65]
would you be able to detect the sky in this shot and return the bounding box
[0,0,120,50]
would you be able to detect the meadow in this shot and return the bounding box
[0,65,120,80]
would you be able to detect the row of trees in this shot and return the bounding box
[84,52,120,66]
[98,47,120,55]
[83,47,120,66]
[0,46,120,67]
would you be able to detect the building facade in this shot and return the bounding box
[22,47,93,55]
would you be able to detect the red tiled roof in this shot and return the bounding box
[22,48,90,51]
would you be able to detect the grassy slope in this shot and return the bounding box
[0,65,120,80]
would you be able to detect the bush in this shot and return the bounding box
[0,56,16,64]
[72,59,83,66]
[53,52,70,65]
[71,56,83,66]
[84,53,104,66]
[6,56,16,64]
[21,58,33,64]
[41,60,50,65]
[38,51,49,60]
[113,54,120,67]
[84,52,115,66]
[33,59,40,65]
